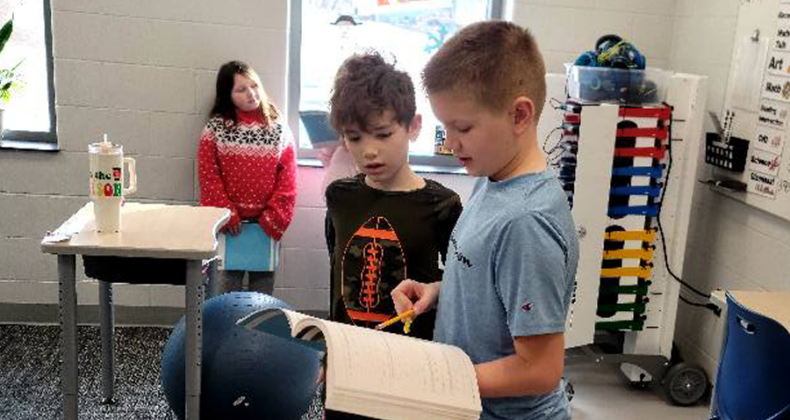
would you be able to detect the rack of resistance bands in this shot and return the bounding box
[556,105,579,208]
[597,105,670,332]
[550,72,709,404]
[555,103,671,333]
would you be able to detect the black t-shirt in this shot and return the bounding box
[325,174,463,340]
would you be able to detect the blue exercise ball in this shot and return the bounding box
[161,292,322,420]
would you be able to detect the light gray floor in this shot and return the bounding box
[566,363,711,420]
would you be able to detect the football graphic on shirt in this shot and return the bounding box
[341,216,407,327]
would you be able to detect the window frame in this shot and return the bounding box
[0,0,58,148]
[287,0,504,167]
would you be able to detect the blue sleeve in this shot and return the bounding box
[494,212,571,337]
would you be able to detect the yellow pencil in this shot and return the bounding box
[374,309,415,331]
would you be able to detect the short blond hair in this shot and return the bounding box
[422,21,546,121]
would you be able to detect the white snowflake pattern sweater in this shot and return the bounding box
[198,109,297,240]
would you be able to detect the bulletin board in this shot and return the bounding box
[716,0,790,221]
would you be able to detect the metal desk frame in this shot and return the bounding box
[42,203,229,420]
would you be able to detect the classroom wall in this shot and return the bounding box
[510,0,677,73]
[671,0,790,377]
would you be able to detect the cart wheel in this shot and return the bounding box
[565,379,575,402]
[662,362,708,406]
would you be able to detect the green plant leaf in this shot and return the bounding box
[0,18,23,105]
[0,18,13,57]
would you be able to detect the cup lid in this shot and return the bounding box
[89,142,122,154]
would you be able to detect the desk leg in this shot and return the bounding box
[99,280,115,404]
[185,260,204,420]
[58,255,79,420]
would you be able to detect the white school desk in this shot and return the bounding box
[41,202,229,420]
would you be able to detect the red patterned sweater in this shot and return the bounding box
[198,109,297,240]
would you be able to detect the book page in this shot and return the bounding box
[280,308,319,331]
[238,308,317,334]
[295,319,480,420]
[238,308,327,352]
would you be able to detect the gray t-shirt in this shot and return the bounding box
[433,170,578,420]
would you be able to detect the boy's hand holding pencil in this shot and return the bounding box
[374,309,415,333]
[390,279,442,319]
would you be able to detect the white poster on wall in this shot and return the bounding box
[776,26,790,51]
[755,125,787,154]
[766,50,790,76]
[747,171,778,198]
[758,99,790,129]
[749,148,782,176]
[761,73,790,103]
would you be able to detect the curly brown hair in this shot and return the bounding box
[422,21,546,121]
[329,52,416,134]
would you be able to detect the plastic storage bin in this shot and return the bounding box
[566,65,669,104]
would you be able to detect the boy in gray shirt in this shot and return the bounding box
[392,21,579,420]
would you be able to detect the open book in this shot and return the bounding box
[237,308,481,420]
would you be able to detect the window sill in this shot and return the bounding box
[297,158,468,176]
[0,139,59,152]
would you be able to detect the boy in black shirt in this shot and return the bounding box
[325,52,462,341]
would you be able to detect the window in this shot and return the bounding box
[289,0,502,166]
[0,0,56,145]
